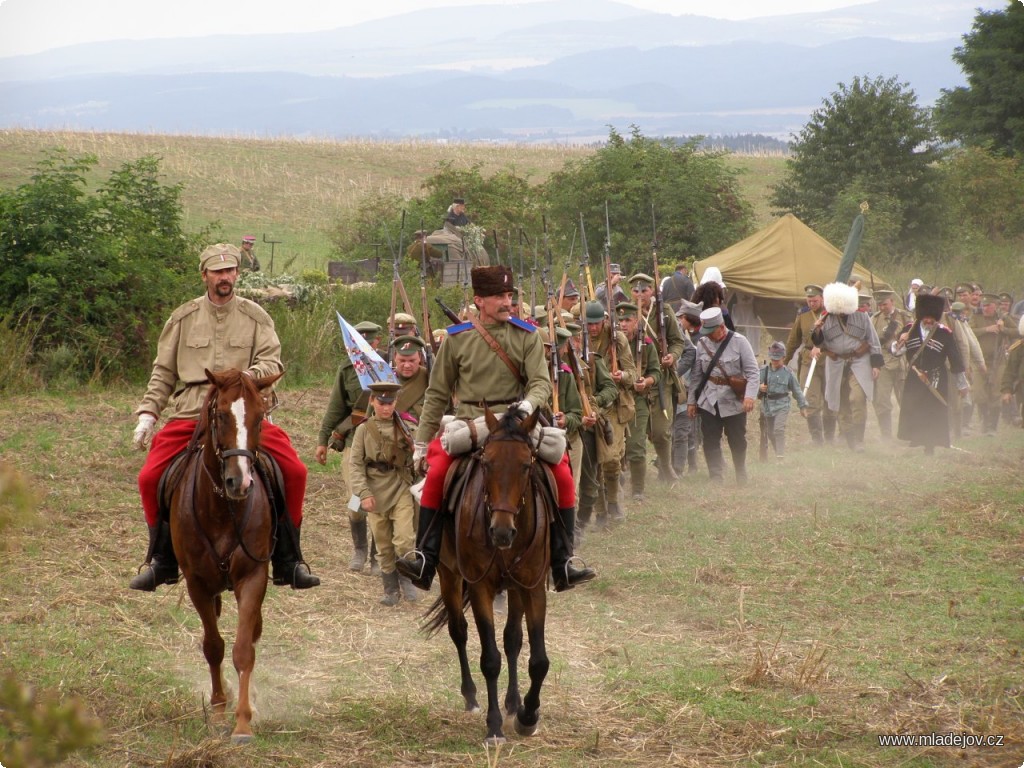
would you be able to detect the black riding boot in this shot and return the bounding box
[129,521,179,591]
[271,513,320,589]
[551,507,596,592]
[396,505,442,590]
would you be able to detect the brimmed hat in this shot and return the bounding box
[368,381,401,403]
[584,301,606,323]
[915,293,946,321]
[698,307,724,335]
[199,243,240,271]
[471,265,515,297]
[393,335,426,355]
[768,341,786,360]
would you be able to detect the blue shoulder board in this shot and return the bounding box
[447,322,474,335]
[797,306,810,314]
[508,317,537,332]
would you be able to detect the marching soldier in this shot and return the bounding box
[584,300,637,523]
[811,283,883,452]
[349,381,417,606]
[617,301,661,503]
[629,272,686,483]
[315,319,384,575]
[539,325,584,498]
[969,293,1017,434]
[870,289,911,439]
[568,321,618,546]
[784,284,836,444]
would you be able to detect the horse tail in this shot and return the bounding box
[421,579,471,637]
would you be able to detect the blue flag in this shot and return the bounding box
[336,312,398,390]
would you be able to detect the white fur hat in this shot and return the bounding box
[699,266,726,288]
[823,282,859,315]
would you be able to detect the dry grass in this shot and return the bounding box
[2,387,1023,767]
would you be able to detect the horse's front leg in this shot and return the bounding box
[502,588,524,718]
[186,581,228,722]
[438,565,478,712]
[514,586,548,737]
[229,573,267,744]
[469,586,504,745]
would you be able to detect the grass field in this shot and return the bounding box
[2,388,1023,767]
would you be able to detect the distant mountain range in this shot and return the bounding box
[0,0,1000,143]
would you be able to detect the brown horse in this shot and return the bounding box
[170,367,281,744]
[425,407,552,745]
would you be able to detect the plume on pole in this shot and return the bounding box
[834,201,869,285]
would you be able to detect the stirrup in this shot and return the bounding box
[397,549,427,579]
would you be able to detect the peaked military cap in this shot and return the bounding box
[998,292,1013,303]
[391,312,417,326]
[803,284,824,297]
[368,381,401,403]
[615,302,639,319]
[981,293,1000,304]
[354,320,382,339]
[562,278,580,298]
[955,283,972,295]
[628,273,655,287]
[873,289,897,302]
[392,335,425,355]
[199,243,240,271]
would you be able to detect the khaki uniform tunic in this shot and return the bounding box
[416,320,551,444]
[784,306,827,415]
[136,295,281,420]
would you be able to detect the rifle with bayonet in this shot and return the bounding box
[650,205,670,419]
[601,203,618,373]
[419,218,436,371]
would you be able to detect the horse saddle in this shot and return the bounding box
[157,448,287,525]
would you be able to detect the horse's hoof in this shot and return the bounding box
[514,714,540,737]
[230,733,254,746]
[483,735,506,747]
[467,704,481,714]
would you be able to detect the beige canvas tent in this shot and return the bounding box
[693,213,893,340]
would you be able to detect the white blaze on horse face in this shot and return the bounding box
[230,396,253,490]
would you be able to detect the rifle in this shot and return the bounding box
[578,212,596,300]
[758,362,770,461]
[601,202,618,372]
[387,213,404,364]
[492,228,501,266]
[541,217,559,413]
[435,297,462,326]
[651,205,670,418]
[418,218,436,368]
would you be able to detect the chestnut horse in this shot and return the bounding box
[170,367,281,744]
[425,407,552,745]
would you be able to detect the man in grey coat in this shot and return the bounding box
[811,282,883,452]
[687,307,759,485]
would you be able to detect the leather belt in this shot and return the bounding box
[366,460,397,472]
[708,375,731,386]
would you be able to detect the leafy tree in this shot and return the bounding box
[936,146,1024,243]
[0,151,203,383]
[771,75,941,254]
[541,126,753,276]
[934,3,1024,158]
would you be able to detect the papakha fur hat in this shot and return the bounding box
[823,282,859,315]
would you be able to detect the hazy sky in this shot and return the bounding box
[0,0,875,57]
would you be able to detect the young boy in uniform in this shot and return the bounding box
[758,341,809,459]
[349,381,417,606]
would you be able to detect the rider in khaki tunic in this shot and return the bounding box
[349,381,417,606]
[397,265,595,593]
[131,243,318,591]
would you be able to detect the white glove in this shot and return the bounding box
[510,400,535,418]
[413,441,428,473]
[132,413,157,452]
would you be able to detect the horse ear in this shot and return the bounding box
[484,406,499,432]
[252,371,285,391]
[522,408,540,432]
[205,368,218,385]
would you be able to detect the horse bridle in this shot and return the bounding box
[480,429,536,519]
[202,396,262,499]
